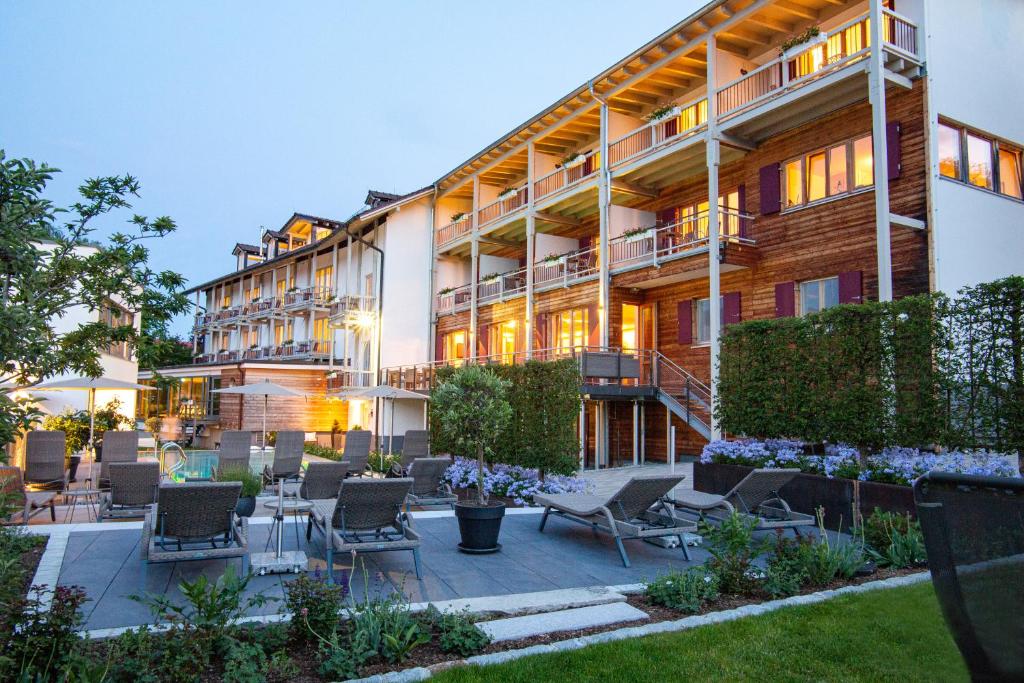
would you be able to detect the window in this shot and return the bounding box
[442,330,468,364]
[665,190,742,239]
[315,266,333,295]
[938,120,1024,200]
[783,135,873,209]
[694,297,724,345]
[548,308,588,353]
[100,302,134,359]
[489,320,518,364]
[800,277,840,315]
[221,293,232,308]
[313,317,331,344]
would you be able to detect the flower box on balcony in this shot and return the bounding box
[623,227,654,242]
[562,153,586,169]
[780,28,825,60]
[647,105,680,122]
[497,188,518,201]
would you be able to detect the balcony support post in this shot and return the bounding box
[469,176,481,359]
[192,290,200,354]
[526,142,536,360]
[632,400,639,467]
[597,101,610,349]
[869,0,893,302]
[706,34,723,441]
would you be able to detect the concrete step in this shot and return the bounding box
[479,602,649,642]
[413,585,626,618]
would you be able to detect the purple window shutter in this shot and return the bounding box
[657,207,676,226]
[759,164,781,215]
[677,300,693,344]
[886,121,902,180]
[533,314,547,352]
[477,325,489,358]
[723,292,741,325]
[737,184,747,237]
[435,331,444,361]
[586,303,600,347]
[775,282,795,317]
[578,235,593,251]
[838,271,863,304]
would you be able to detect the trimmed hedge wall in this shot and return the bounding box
[431,358,581,476]
[718,276,1024,454]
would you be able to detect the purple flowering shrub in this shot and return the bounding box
[443,457,591,505]
[701,439,1020,486]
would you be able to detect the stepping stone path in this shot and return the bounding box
[480,602,650,642]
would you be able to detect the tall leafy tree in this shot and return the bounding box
[0,151,189,452]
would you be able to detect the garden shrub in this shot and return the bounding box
[699,512,769,595]
[284,570,347,640]
[0,585,87,680]
[419,605,491,656]
[644,566,720,612]
[864,508,927,568]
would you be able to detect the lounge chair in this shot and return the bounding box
[342,430,372,477]
[393,430,430,474]
[141,481,248,565]
[97,462,160,521]
[298,461,349,500]
[262,430,304,490]
[24,430,68,491]
[536,473,694,567]
[307,477,422,580]
[95,430,139,489]
[405,458,456,511]
[667,468,815,534]
[216,430,254,478]
[0,466,57,524]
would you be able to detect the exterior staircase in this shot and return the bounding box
[650,351,712,440]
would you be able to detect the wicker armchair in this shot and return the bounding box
[98,462,160,521]
[142,481,248,566]
[307,478,421,580]
[0,466,57,524]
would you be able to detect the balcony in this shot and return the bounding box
[283,286,333,310]
[533,150,600,203]
[435,283,472,315]
[328,294,378,328]
[211,307,241,324]
[533,244,599,292]
[326,369,375,393]
[608,98,708,168]
[477,186,529,228]
[436,214,473,248]
[609,209,754,272]
[716,10,919,126]
[478,267,527,305]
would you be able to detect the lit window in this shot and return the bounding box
[694,297,724,345]
[784,159,803,207]
[800,277,840,315]
[853,135,874,188]
[549,308,588,353]
[315,266,333,294]
[938,123,961,180]
[828,146,848,195]
[967,133,994,190]
[806,151,827,202]
[999,148,1023,199]
[313,317,331,343]
[443,330,467,364]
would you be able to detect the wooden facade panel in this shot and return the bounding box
[218,367,347,435]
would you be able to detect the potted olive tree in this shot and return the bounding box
[433,365,512,553]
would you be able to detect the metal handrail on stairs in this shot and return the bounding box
[650,350,712,438]
[159,442,188,479]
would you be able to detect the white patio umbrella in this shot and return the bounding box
[342,385,429,454]
[33,376,156,463]
[212,379,306,451]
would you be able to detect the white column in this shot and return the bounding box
[598,102,611,349]
[707,35,723,441]
[526,142,536,359]
[869,0,893,302]
[469,176,480,360]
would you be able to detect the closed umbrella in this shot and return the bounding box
[341,385,429,454]
[212,379,306,451]
[33,376,156,463]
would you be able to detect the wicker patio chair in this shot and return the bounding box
[536,473,694,567]
[667,468,815,534]
[914,471,1024,680]
[342,430,372,477]
[95,430,139,489]
[298,461,349,500]
[0,466,57,524]
[307,477,422,580]
[404,458,456,511]
[141,481,248,566]
[24,430,68,491]
[262,430,304,490]
[216,430,253,478]
[97,462,160,521]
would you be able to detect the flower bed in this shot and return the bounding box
[444,457,591,506]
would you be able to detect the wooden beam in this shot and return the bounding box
[774,0,819,21]
[715,132,756,151]
[532,211,581,227]
[884,68,913,90]
[890,213,926,230]
[746,13,795,34]
[610,178,658,198]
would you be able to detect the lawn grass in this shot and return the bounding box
[435,582,968,683]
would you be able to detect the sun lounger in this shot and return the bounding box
[341,430,372,477]
[141,481,248,566]
[24,430,68,491]
[262,430,304,490]
[97,462,160,521]
[307,477,421,580]
[392,430,430,474]
[298,461,349,500]
[536,473,694,567]
[216,430,253,478]
[405,458,456,511]
[667,468,815,533]
[0,466,57,524]
[96,430,139,489]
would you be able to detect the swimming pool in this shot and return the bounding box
[153,449,277,481]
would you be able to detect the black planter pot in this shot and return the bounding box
[67,455,81,484]
[455,501,506,553]
[235,496,256,518]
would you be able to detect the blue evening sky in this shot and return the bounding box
[1,1,701,334]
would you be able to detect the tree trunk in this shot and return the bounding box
[476,442,486,506]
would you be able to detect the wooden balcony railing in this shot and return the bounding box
[533,150,600,201]
[609,208,754,269]
[608,98,708,167]
[477,186,528,227]
[326,369,375,392]
[533,245,599,291]
[478,267,527,304]
[436,215,473,247]
[283,286,333,308]
[435,283,473,315]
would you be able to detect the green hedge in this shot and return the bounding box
[430,358,580,476]
[717,276,1023,454]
